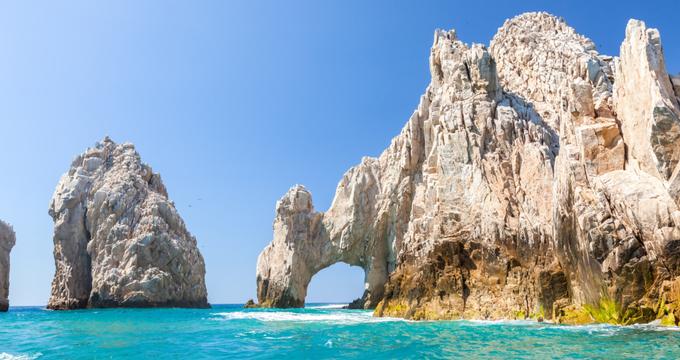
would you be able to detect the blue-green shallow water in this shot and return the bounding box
[1,304,680,359]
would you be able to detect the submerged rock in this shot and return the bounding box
[47,137,208,309]
[255,12,680,324]
[0,220,15,311]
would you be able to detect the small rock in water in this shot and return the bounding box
[342,297,365,309]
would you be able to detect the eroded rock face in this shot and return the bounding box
[256,12,680,324]
[615,20,680,181]
[48,137,208,309]
[0,220,15,311]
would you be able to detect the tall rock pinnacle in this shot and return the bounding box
[48,137,208,309]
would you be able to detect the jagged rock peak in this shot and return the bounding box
[255,12,680,325]
[491,12,616,134]
[0,220,15,312]
[615,19,680,182]
[48,137,208,310]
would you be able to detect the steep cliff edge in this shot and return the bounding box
[0,220,15,311]
[256,12,680,324]
[48,137,208,309]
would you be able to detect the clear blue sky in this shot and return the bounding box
[0,1,678,306]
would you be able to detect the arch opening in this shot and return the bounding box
[305,262,366,308]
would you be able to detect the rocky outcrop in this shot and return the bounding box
[257,176,388,308]
[0,220,15,311]
[48,137,208,309]
[615,20,680,183]
[255,12,680,324]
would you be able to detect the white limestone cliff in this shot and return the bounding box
[255,13,680,324]
[48,137,208,309]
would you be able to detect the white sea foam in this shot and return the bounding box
[463,319,538,326]
[306,304,347,309]
[540,319,680,334]
[456,318,680,334]
[0,353,42,360]
[467,319,680,333]
[213,310,405,324]
[623,323,680,332]
[215,310,680,331]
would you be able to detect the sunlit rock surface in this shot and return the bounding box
[256,12,680,324]
[0,220,15,311]
[48,137,208,310]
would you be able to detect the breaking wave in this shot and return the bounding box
[462,319,540,326]
[213,310,405,324]
[306,304,347,309]
[463,319,680,333]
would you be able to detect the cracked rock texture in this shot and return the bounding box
[48,137,208,310]
[256,12,680,323]
[0,220,15,311]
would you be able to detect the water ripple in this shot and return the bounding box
[0,305,679,359]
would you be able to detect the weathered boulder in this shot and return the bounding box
[48,137,208,309]
[255,12,680,324]
[0,220,15,311]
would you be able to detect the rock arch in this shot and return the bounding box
[255,147,420,309]
[256,177,392,309]
[257,12,680,323]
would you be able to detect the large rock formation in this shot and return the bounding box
[0,220,15,311]
[48,137,208,309]
[255,12,680,324]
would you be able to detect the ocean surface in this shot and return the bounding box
[1,304,679,359]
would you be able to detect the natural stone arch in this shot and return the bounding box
[256,156,403,309]
[257,12,680,324]
[256,181,391,308]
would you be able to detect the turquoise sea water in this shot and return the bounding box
[1,304,680,359]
